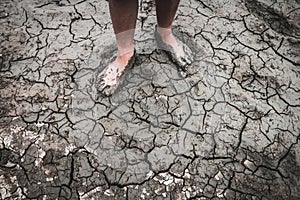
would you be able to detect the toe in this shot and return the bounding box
[99,81,106,88]
[103,86,114,96]
[185,55,193,65]
[178,58,187,70]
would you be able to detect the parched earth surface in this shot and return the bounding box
[0,0,300,199]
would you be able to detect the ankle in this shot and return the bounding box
[157,26,172,38]
[118,46,134,56]
[118,50,134,60]
[115,50,134,66]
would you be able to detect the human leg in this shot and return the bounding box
[98,0,138,95]
[155,0,180,46]
[109,0,138,57]
[155,0,193,72]
[155,0,180,29]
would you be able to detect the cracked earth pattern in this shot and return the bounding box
[0,0,300,199]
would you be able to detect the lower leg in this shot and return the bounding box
[155,0,180,45]
[98,0,138,93]
[154,0,193,71]
[109,0,138,57]
[155,0,180,29]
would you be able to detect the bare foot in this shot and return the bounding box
[156,26,193,73]
[157,27,186,58]
[98,50,135,95]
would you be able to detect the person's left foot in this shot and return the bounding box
[156,26,193,74]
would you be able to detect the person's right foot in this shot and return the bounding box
[98,50,135,96]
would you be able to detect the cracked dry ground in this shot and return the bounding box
[0,0,300,199]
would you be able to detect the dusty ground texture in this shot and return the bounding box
[0,0,300,199]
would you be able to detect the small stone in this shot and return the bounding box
[214,171,223,181]
[163,179,173,185]
[186,191,191,198]
[146,170,154,178]
[243,159,256,171]
[36,122,45,127]
[104,189,114,196]
[46,177,53,182]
